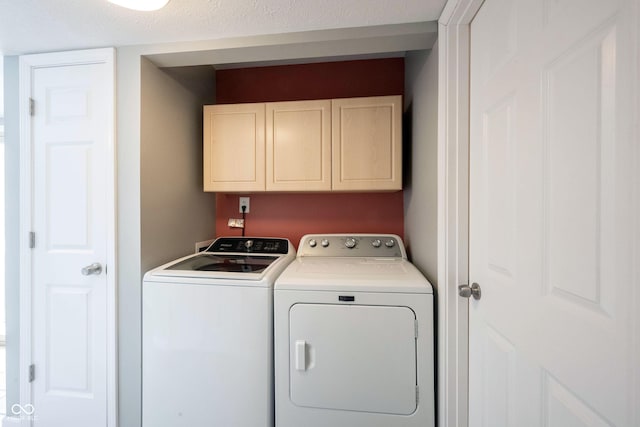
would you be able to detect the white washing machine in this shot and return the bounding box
[143,237,294,427]
[274,234,434,427]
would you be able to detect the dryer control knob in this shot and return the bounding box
[372,239,382,248]
[345,238,357,249]
[321,239,330,247]
[308,239,317,248]
[385,239,396,248]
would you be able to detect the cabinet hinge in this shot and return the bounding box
[29,98,35,116]
[29,232,36,249]
[416,385,419,405]
[414,319,419,339]
[29,364,35,382]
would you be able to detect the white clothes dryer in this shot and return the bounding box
[274,234,434,427]
[143,237,294,427]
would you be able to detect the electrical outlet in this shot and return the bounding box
[239,197,250,213]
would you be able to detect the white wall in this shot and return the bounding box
[114,47,143,426]
[140,58,216,271]
[3,55,19,415]
[0,140,4,341]
[404,43,439,284]
[0,54,5,340]
[0,56,4,117]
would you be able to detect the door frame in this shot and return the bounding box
[437,1,483,426]
[18,48,117,427]
[438,1,640,427]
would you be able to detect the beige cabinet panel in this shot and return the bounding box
[332,95,402,191]
[204,96,402,193]
[266,100,331,191]
[203,103,265,192]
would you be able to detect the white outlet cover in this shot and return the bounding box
[239,197,250,213]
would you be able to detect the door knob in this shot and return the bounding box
[459,282,481,300]
[81,262,103,276]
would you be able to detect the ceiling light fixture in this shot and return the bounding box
[108,0,170,11]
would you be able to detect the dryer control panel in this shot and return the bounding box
[298,234,405,258]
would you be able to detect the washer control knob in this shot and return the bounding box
[308,239,317,248]
[385,239,396,248]
[321,239,330,248]
[372,239,382,248]
[345,238,357,249]
[244,240,254,249]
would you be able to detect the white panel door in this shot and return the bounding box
[469,1,638,427]
[30,59,111,426]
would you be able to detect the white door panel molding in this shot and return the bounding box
[18,48,116,427]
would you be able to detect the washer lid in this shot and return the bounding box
[275,257,432,293]
[146,249,294,283]
[165,254,279,274]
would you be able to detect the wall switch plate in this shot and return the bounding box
[228,218,245,228]
[239,197,250,213]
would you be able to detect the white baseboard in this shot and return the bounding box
[2,416,21,427]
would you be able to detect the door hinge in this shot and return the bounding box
[29,364,35,382]
[416,385,419,405]
[414,319,419,339]
[29,232,36,249]
[29,98,35,116]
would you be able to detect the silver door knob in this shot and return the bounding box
[459,282,481,300]
[81,263,103,276]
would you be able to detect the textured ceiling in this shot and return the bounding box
[0,0,446,56]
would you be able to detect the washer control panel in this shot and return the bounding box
[297,234,405,258]
[208,237,290,254]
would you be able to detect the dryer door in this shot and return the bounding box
[289,303,417,415]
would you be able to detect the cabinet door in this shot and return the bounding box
[203,103,265,192]
[266,100,331,191]
[332,95,402,191]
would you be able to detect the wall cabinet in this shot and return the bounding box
[203,103,265,192]
[332,96,402,191]
[266,100,332,191]
[204,95,401,192]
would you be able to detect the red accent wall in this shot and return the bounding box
[216,58,404,103]
[214,58,405,247]
[215,193,405,247]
